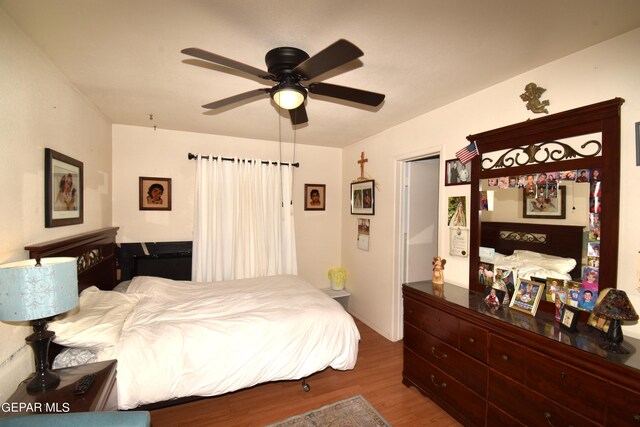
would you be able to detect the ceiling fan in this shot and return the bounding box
[181,39,385,125]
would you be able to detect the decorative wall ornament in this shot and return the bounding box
[77,249,102,273]
[499,230,547,244]
[481,139,602,171]
[519,82,550,114]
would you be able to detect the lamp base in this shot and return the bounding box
[599,319,631,354]
[599,341,631,354]
[25,319,60,392]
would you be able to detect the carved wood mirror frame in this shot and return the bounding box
[467,98,624,315]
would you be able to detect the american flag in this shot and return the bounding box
[456,142,479,164]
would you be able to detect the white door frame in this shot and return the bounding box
[390,147,441,341]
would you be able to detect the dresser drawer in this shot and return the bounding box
[404,322,487,397]
[404,298,459,346]
[486,403,525,427]
[417,354,486,427]
[459,319,488,363]
[404,298,427,329]
[489,370,599,427]
[606,383,640,426]
[526,350,606,424]
[488,334,527,384]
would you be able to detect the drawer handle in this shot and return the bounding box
[501,354,509,361]
[544,412,556,427]
[468,337,475,344]
[431,346,448,360]
[429,374,447,389]
[560,372,565,380]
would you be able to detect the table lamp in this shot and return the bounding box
[0,257,78,392]
[592,289,638,354]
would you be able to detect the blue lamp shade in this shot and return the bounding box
[0,257,79,322]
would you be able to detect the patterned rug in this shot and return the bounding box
[265,395,391,427]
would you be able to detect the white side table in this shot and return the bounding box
[320,288,351,310]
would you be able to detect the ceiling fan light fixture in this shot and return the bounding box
[271,84,306,110]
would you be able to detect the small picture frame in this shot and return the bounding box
[445,158,470,186]
[509,278,544,317]
[523,185,566,219]
[139,177,172,211]
[304,184,326,211]
[587,288,612,333]
[45,148,84,228]
[636,121,640,166]
[351,180,374,215]
[560,305,579,332]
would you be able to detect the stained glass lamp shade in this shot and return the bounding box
[593,289,639,354]
[0,257,78,391]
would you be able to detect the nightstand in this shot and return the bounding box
[320,288,351,310]
[0,360,117,419]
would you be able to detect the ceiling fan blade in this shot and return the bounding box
[182,48,274,80]
[292,39,363,80]
[289,104,308,125]
[309,82,385,107]
[202,88,270,109]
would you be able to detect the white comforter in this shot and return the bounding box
[116,275,360,409]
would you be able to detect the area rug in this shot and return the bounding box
[265,395,391,427]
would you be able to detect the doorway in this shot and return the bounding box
[392,155,440,341]
[404,157,440,283]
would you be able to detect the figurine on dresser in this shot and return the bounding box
[432,256,446,285]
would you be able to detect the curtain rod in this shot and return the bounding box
[188,153,299,167]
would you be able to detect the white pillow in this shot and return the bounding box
[50,286,141,349]
[512,250,576,274]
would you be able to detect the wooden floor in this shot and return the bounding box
[150,318,461,426]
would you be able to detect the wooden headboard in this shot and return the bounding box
[481,221,584,279]
[24,227,119,293]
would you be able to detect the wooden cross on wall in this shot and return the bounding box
[358,152,368,180]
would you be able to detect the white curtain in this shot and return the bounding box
[192,157,297,282]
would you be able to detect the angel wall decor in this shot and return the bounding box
[520,82,550,114]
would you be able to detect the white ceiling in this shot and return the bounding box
[3,0,640,148]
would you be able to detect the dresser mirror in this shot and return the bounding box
[467,98,624,316]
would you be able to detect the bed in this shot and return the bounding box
[480,221,585,281]
[25,228,360,410]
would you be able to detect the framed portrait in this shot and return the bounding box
[560,305,579,333]
[351,180,374,215]
[522,185,566,219]
[304,184,326,211]
[45,148,83,228]
[509,278,544,317]
[445,158,470,186]
[139,177,172,211]
[636,121,640,166]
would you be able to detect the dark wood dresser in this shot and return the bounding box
[403,281,640,427]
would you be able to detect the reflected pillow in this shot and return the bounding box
[50,286,141,349]
[512,250,576,274]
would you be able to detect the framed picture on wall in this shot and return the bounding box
[351,180,374,215]
[522,185,566,219]
[45,148,84,228]
[139,177,172,211]
[445,158,471,186]
[304,184,326,211]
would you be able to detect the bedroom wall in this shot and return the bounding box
[112,125,343,290]
[0,10,113,401]
[343,28,640,340]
